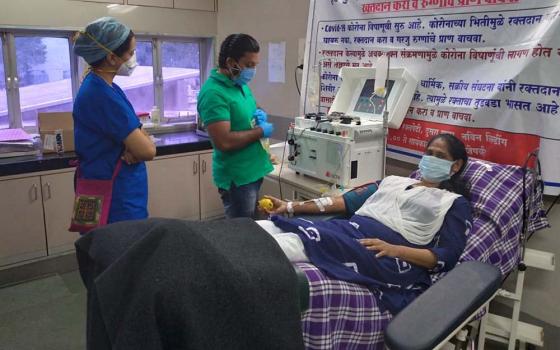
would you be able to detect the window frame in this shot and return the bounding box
[158,37,203,124]
[0,27,213,131]
[1,33,14,129]
[14,30,75,131]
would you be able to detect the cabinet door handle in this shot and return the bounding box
[30,184,38,202]
[43,182,52,200]
[202,159,207,174]
[193,160,199,175]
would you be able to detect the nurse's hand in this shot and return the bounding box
[262,195,288,215]
[257,121,274,138]
[121,149,140,165]
[359,238,402,258]
[253,108,268,124]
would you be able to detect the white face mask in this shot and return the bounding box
[116,52,138,76]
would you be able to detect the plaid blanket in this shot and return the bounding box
[297,262,391,350]
[451,159,549,275]
[298,159,549,349]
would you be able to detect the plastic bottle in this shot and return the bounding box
[150,106,160,125]
[261,138,270,153]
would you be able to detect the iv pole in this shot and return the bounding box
[381,55,390,179]
[317,58,331,116]
[369,54,390,179]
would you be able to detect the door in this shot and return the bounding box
[199,152,224,219]
[42,171,78,255]
[0,177,47,266]
[147,155,200,220]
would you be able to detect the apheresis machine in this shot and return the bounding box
[288,64,418,188]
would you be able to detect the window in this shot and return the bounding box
[15,36,72,131]
[0,29,209,132]
[161,41,200,124]
[0,38,7,129]
[114,40,155,114]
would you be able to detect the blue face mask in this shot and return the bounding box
[232,66,256,86]
[419,155,455,183]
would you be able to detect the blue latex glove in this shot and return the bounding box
[253,108,268,124]
[258,121,274,138]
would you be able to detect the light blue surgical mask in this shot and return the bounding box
[419,155,455,183]
[231,66,256,86]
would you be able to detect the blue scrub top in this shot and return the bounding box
[73,73,148,223]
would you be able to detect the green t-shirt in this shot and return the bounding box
[197,69,273,190]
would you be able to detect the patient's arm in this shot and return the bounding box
[359,238,437,269]
[263,195,346,216]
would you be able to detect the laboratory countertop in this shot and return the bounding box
[0,131,212,177]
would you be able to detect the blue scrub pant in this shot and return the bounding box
[218,178,263,219]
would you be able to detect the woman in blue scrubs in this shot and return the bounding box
[73,17,156,224]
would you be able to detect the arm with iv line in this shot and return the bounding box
[262,181,380,216]
[262,195,346,216]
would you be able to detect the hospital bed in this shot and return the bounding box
[75,157,550,349]
[295,156,550,350]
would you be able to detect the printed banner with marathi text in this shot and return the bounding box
[300,0,560,194]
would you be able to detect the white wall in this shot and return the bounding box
[0,0,216,37]
[217,0,309,118]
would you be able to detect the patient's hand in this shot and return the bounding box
[359,238,402,258]
[263,195,287,215]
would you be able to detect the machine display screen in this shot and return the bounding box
[353,79,395,115]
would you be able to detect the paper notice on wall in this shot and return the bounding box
[268,42,286,83]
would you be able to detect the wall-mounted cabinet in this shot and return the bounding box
[73,0,216,11]
[126,0,173,8]
[174,0,216,11]
[74,0,125,3]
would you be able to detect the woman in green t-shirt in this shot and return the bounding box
[197,34,274,218]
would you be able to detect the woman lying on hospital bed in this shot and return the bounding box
[257,133,473,314]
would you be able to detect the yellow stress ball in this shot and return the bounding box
[258,198,274,211]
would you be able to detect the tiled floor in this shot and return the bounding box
[0,272,87,350]
[0,269,555,350]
